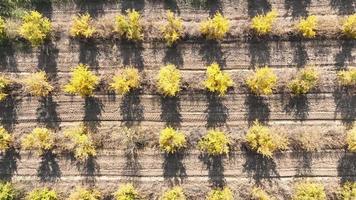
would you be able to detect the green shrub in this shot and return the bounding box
[70,13,96,38]
[161,187,186,200]
[0,75,10,102]
[346,127,356,152]
[297,15,317,38]
[200,12,230,40]
[246,121,288,158]
[26,188,57,200]
[159,127,187,154]
[21,127,55,155]
[292,181,326,200]
[204,62,233,96]
[0,182,16,200]
[19,11,52,47]
[246,66,277,96]
[288,67,319,95]
[64,64,99,97]
[161,11,184,46]
[68,187,101,200]
[198,130,230,156]
[0,17,6,40]
[110,67,140,95]
[342,14,356,39]
[251,10,278,35]
[337,69,356,86]
[64,125,96,161]
[113,184,140,200]
[0,126,12,152]
[157,64,182,97]
[23,71,53,97]
[206,187,233,200]
[114,9,143,41]
[339,181,356,200]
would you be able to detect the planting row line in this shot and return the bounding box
[0,10,355,47]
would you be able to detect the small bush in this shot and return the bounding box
[113,184,140,200]
[288,67,319,95]
[68,187,101,200]
[246,67,277,96]
[70,13,96,38]
[159,127,187,154]
[346,127,356,152]
[161,187,186,200]
[246,121,289,158]
[110,67,140,95]
[21,127,55,155]
[198,130,230,156]
[297,16,317,38]
[119,127,147,155]
[64,64,99,97]
[0,126,12,152]
[0,75,10,101]
[26,188,57,200]
[337,69,356,86]
[292,181,326,200]
[200,12,230,40]
[294,132,322,152]
[161,11,184,46]
[251,10,278,35]
[0,182,16,200]
[204,62,233,96]
[251,187,273,200]
[23,71,53,97]
[114,9,143,41]
[0,17,6,40]
[339,181,356,200]
[157,64,181,97]
[342,14,356,39]
[19,11,52,47]
[206,187,233,200]
[64,125,96,161]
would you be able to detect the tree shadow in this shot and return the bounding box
[245,94,270,125]
[199,154,225,187]
[84,97,103,133]
[249,38,271,67]
[121,0,145,12]
[120,91,144,127]
[163,152,187,185]
[330,0,355,15]
[163,0,180,14]
[284,95,310,121]
[206,93,228,128]
[37,41,58,77]
[0,95,19,131]
[337,152,356,182]
[160,96,182,128]
[284,0,311,18]
[30,0,53,19]
[292,151,314,176]
[37,151,61,181]
[247,0,272,17]
[291,40,308,68]
[199,40,226,67]
[77,156,100,185]
[123,149,141,180]
[74,0,106,17]
[0,147,19,181]
[163,45,184,68]
[119,41,144,70]
[79,39,99,70]
[206,0,223,16]
[0,42,17,72]
[335,40,354,70]
[36,96,60,130]
[333,87,355,127]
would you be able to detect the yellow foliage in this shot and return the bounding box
[0,182,16,200]
[251,187,273,200]
[64,125,96,161]
[203,62,233,96]
[251,11,278,35]
[161,11,184,46]
[337,68,356,86]
[339,181,356,200]
[157,64,181,97]
[198,130,230,156]
[200,12,230,40]
[297,15,317,38]
[161,187,186,200]
[23,71,53,97]
[64,64,99,97]
[0,126,12,151]
[114,9,143,41]
[68,187,101,200]
[0,17,6,39]
[246,121,288,158]
[288,67,319,95]
[293,181,326,200]
[206,187,233,200]
[342,14,356,39]
[159,127,187,154]
[70,13,96,38]
[21,127,55,155]
[0,75,10,101]
[246,67,277,96]
[346,127,356,152]
[19,11,52,46]
[26,188,57,200]
[113,184,140,200]
[110,67,140,95]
